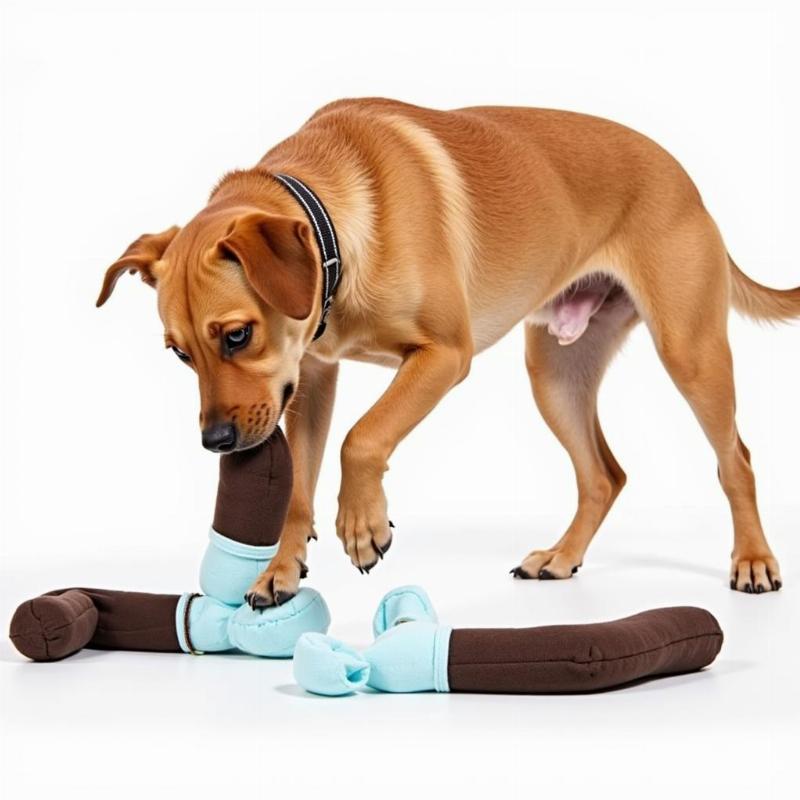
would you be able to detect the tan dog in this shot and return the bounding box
[98,98,798,604]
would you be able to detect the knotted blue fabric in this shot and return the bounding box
[293,585,451,695]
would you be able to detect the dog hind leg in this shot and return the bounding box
[633,219,782,593]
[513,288,638,579]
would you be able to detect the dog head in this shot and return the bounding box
[97,207,320,451]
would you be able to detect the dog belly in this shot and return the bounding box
[470,309,527,352]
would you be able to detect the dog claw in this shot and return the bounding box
[510,566,532,579]
[774,579,782,591]
[273,590,296,606]
[744,583,753,594]
[355,532,392,572]
[538,569,556,580]
[296,558,309,579]
[730,579,737,590]
[389,520,395,528]
[244,592,271,611]
[571,565,579,574]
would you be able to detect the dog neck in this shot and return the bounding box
[208,157,378,360]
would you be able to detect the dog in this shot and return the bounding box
[98,98,797,604]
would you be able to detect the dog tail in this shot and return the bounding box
[729,254,800,323]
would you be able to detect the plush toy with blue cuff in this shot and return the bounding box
[9,430,724,695]
[294,585,725,695]
[9,429,330,661]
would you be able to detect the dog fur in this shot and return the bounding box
[99,98,799,603]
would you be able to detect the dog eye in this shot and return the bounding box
[224,325,252,352]
[171,346,191,363]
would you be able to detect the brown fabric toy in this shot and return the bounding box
[446,607,723,693]
[8,429,331,662]
[9,589,181,662]
[10,432,724,696]
[293,587,724,695]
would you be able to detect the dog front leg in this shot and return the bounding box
[337,343,471,570]
[245,355,339,607]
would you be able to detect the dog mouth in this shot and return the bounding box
[217,423,273,453]
[203,383,295,453]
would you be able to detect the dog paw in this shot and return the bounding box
[511,549,581,581]
[335,482,393,572]
[730,553,782,594]
[244,555,307,609]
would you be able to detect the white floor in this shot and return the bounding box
[1,507,796,799]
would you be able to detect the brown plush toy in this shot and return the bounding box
[9,431,724,697]
[9,430,331,662]
[292,586,723,696]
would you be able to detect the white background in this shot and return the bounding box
[1,0,798,796]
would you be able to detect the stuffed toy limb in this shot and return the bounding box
[293,586,723,695]
[9,429,329,662]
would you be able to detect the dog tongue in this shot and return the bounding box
[547,288,608,345]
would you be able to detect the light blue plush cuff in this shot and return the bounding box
[293,633,371,696]
[227,588,331,658]
[364,621,452,693]
[175,593,235,653]
[199,528,278,605]
[372,585,438,638]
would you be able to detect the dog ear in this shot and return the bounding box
[96,226,180,307]
[217,212,318,320]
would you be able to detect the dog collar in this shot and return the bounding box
[273,173,342,340]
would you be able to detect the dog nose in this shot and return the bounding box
[201,422,237,453]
